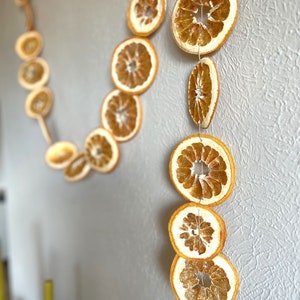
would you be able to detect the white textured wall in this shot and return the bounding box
[0,0,299,299]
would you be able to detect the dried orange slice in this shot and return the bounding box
[15,31,43,60]
[127,0,166,37]
[45,142,78,169]
[171,0,238,55]
[188,57,220,129]
[169,203,226,260]
[64,152,91,182]
[101,89,142,142]
[85,128,120,173]
[18,58,50,90]
[171,254,240,300]
[111,37,158,95]
[25,87,53,118]
[169,134,235,206]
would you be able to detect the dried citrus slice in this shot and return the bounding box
[188,57,220,129]
[127,0,166,37]
[45,142,78,169]
[169,134,235,206]
[25,87,53,118]
[64,152,91,182]
[15,31,43,60]
[18,58,49,90]
[84,128,120,173]
[111,37,158,95]
[169,203,226,260]
[171,0,238,55]
[171,254,240,300]
[101,89,142,142]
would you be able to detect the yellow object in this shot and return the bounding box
[44,280,53,300]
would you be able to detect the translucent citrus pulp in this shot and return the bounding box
[15,31,43,60]
[127,0,166,36]
[64,152,91,182]
[84,128,120,173]
[172,0,238,55]
[169,203,226,260]
[169,134,235,206]
[111,37,158,95]
[101,89,142,142]
[188,57,220,129]
[171,254,240,300]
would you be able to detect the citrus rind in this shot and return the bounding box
[64,152,91,182]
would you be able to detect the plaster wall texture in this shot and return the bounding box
[0,0,299,299]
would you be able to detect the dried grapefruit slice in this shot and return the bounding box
[171,0,238,55]
[45,142,78,169]
[25,87,53,118]
[18,58,49,90]
[111,37,158,95]
[64,152,91,182]
[169,134,235,206]
[171,254,240,300]
[188,57,220,129]
[101,89,142,142]
[169,203,226,260]
[84,128,120,173]
[127,0,166,37]
[15,31,43,61]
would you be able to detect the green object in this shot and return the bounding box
[44,280,53,300]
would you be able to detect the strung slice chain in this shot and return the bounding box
[16,0,166,182]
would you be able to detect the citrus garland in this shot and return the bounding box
[168,1,240,299]
[15,0,166,182]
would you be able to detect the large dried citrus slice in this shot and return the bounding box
[111,37,158,95]
[15,31,43,61]
[171,254,240,300]
[171,0,238,55]
[25,87,53,118]
[188,57,220,129]
[169,203,226,260]
[127,0,166,37]
[101,89,142,142]
[64,152,91,182]
[45,142,78,169]
[84,128,120,173]
[18,58,49,90]
[169,134,235,206]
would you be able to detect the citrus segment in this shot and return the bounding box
[169,203,226,260]
[101,89,142,142]
[84,128,120,173]
[45,142,78,169]
[188,57,220,129]
[111,37,158,95]
[25,87,53,118]
[171,0,238,55]
[169,134,235,206]
[18,58,49,90]
[127,0,166,36]
[64,152,91,182]
[15,31,43,60]
[171,254,240,300]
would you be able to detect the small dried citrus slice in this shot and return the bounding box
[18,58,49,90]
[84,128,120,173]
[101,89,142,142]
[188,57,220,129]
[169,134,235,206]
[15,31,43,60]
[111,37,158,95]
[25,87,53,118]
[171,254,240,300]
[171,0,238,55]
[45,142,78,169]
[169,203,226,260]
[64,152,91,182]
[127,0,166,37]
